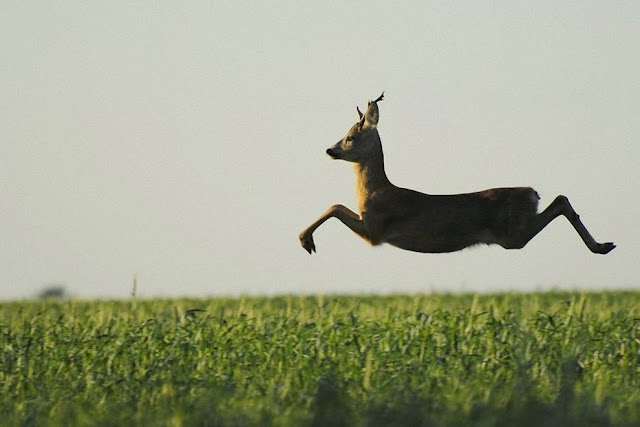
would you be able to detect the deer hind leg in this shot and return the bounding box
[502,195,615,254]
[299,204,370,254]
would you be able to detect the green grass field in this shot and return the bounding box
[2,292,639,426]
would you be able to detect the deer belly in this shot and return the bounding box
[383,226,498,254]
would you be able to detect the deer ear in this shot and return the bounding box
[362,91,384,129]
[363,102,379,129]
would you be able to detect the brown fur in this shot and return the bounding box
[299,94,615,255]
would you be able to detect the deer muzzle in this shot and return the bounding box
[326,148,338,159]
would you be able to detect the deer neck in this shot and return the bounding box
[354,145,391,212]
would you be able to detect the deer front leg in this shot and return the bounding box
[299,204,370,254]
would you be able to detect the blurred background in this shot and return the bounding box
[1,2,638,299]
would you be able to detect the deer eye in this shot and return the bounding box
[345,136,354,142]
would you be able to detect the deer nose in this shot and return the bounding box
[326,148,335,157]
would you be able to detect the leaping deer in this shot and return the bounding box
[299,92,615,255]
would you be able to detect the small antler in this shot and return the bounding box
[357,106,363,120]
[373,91,385,103]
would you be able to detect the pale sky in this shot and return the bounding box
[1,2,638,300]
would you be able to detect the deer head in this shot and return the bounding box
[326,92,384,163]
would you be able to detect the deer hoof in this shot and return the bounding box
[595,242,616,254]
[299,231,316,254]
